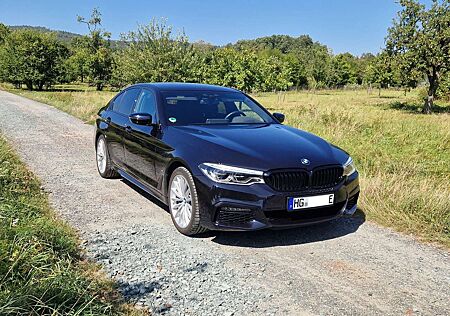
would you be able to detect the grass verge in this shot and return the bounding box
[1,84,449,247]
[0,135,136,315]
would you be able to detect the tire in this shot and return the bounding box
[168,167,208,236]
[96,135,119,179]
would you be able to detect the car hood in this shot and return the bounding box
[168,124,348,172]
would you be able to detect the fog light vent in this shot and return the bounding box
[217,207,254,225]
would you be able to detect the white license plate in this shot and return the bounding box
[287,194,334,211]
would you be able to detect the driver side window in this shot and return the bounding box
[133,89,157,121]
[113,88,141,115]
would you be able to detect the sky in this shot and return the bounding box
[0,0,433,56]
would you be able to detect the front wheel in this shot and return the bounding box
[96,135,119,179]
[168,167,207,236]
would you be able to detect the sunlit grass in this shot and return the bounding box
[0,135,139,315]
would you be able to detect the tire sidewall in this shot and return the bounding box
[168,167,200,235]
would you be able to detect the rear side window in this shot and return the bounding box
[113,88,141,115]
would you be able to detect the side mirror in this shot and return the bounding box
[273,112,285,123]
[129,113,153,125]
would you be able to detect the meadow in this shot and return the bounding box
[1,84,449,247]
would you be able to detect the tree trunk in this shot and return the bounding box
[37,81,44,91]
[378,87,381,97]
[423,70,439,114]
[25,81,33,91]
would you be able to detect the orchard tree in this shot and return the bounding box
[364,52,395,96]
[66,36,92,82]
[77,8,113,90]
[0,23,9,44]
[66,46,90,82]
[393,56,422,95]
[0,30,68,90]
[112,19,198,86]
[255,55,292,91]
[386,0,450,113]
[304,45,332,89]
[327,53,358,87]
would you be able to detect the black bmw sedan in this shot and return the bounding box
[95,83,360,235]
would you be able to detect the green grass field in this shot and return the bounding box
[1,83,449,247]
[0,135,137,315]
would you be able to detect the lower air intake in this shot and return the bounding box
[216,207,254,226]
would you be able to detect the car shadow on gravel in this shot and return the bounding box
[207,210,366,248]
[121,178,365,248]
[121,179,169,211]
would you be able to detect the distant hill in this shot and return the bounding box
[8,25,82,43]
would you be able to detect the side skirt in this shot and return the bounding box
[117,169,168,205]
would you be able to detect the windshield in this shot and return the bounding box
[161,91,275,125]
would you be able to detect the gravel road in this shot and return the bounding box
[0,90,449,316]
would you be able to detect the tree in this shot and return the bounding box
[232,34,332,89]
[77,8,113,90]
[364,52,396,96]
[327,53,358,87]
[112,19,198,87]
[255,55,292,91]
[386,0,450,113]
[0,23,9,44]
[303,44,332,89]
[392,56,422,95]
[355,53,376,85]
[0,29,68,90]
[66,46,90,82]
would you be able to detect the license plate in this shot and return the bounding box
[287,194,334,211]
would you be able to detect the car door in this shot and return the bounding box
[107,87,141,169]
[103,92,126,167]
[123,88,159,187]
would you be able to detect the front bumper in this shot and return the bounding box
[194,171,360,231]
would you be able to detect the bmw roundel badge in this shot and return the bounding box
[301,158,310,165]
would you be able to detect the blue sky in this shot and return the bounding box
[0,0,433,56]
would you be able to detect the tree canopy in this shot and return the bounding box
[0,28,68,90]
[386,0,450,113]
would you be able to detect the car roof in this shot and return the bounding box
[130,82,239,93]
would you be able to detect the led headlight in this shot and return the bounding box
[343,156,356,176]
[199,163,264,185]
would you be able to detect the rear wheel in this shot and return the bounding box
[96,135,119,179]
[169,167,207,236]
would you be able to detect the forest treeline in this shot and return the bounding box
[0,0,449,112]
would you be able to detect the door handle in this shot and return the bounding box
[125,125,132,133]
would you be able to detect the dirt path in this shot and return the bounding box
[0,90,448,316]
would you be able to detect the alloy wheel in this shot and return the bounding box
[96,138,107,174]
[170,174,192,229]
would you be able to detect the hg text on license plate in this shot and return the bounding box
[287,194,334,211]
